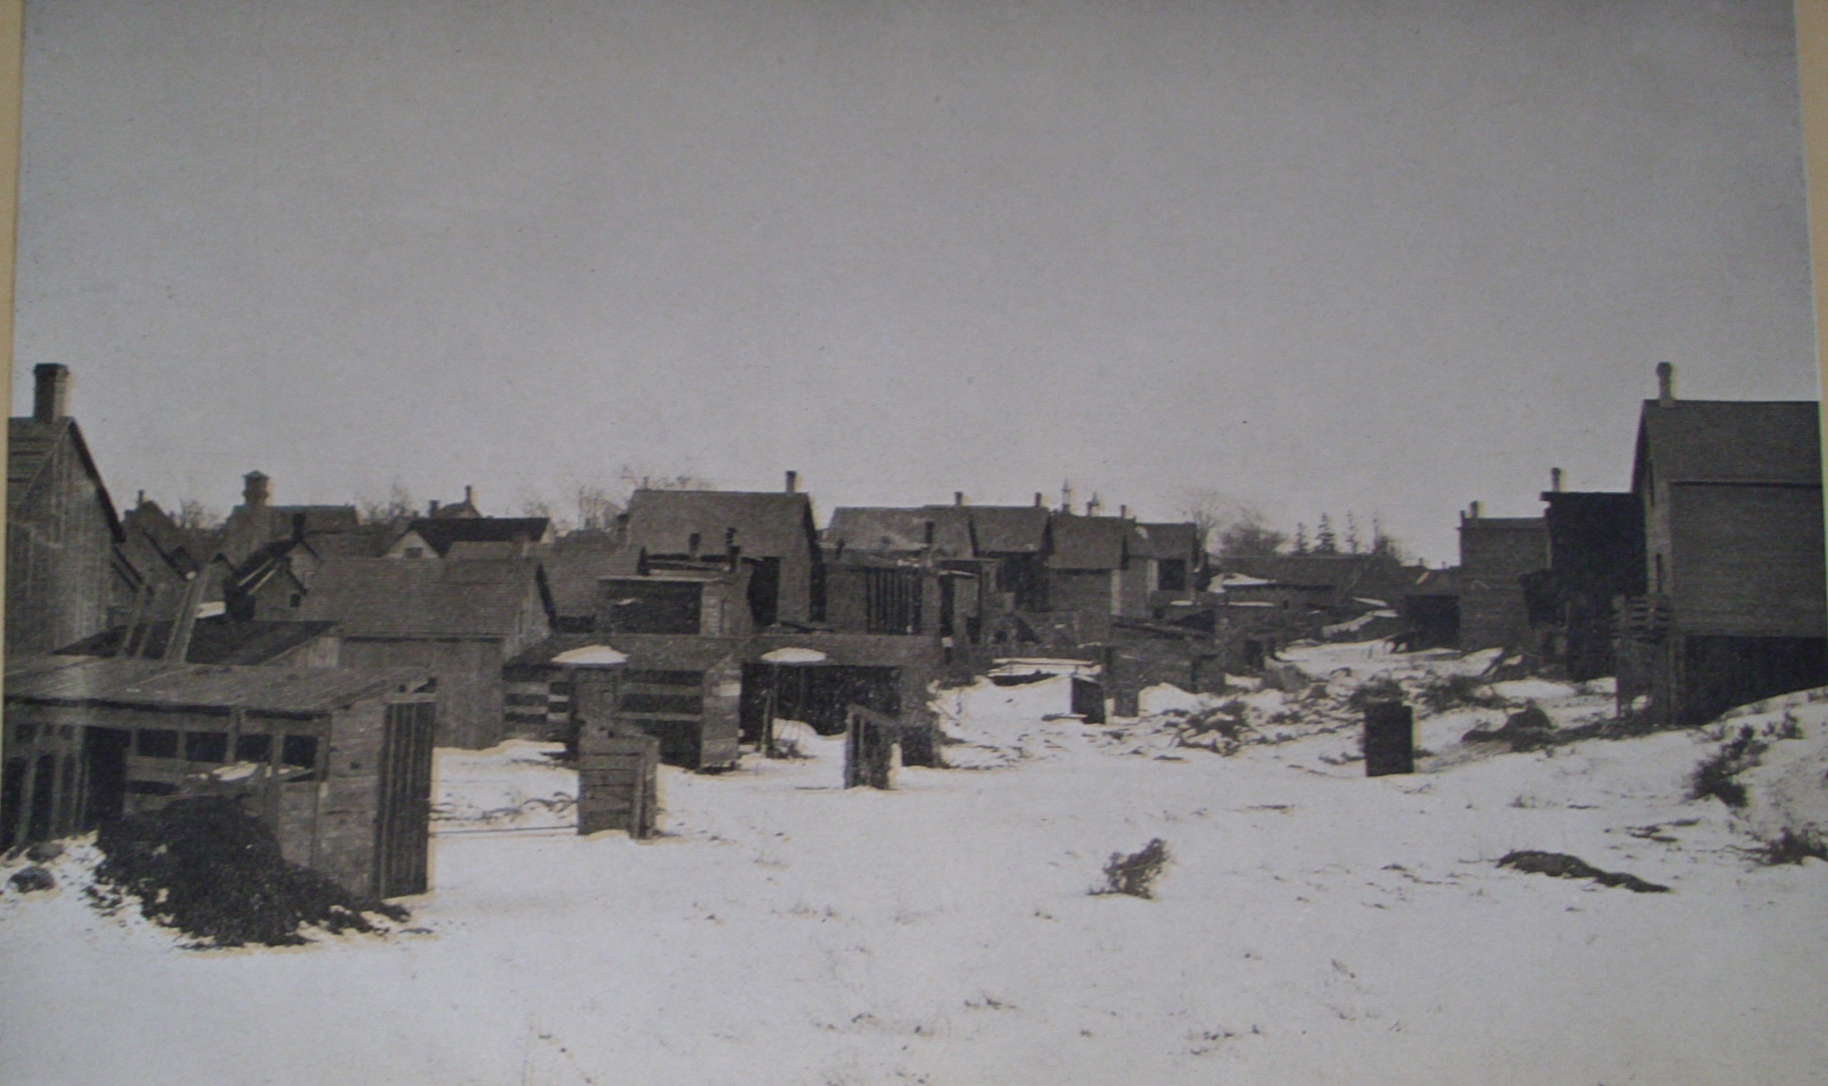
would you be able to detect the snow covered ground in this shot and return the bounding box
[5,641,1828,1085]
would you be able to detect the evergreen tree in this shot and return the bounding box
[1315,514,1338,555]
[1345,512,1361,554]
[1293,523,1310,555]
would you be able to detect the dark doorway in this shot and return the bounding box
[748,557,782,627]
[83,727,132,829]
[1,756,27,852]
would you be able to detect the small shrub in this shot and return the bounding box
[1689,725,1765,809]
[1096,838,1170,900]
[1759,828,1828,866]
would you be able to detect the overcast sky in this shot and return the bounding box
[13,0,1817,562]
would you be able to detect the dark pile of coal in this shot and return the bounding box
[92,797,407,947]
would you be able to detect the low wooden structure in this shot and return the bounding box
[843,704,902,790]
[2,656,437,898]
[569,663,659,838]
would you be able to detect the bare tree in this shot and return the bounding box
[172,499,223,530]
[358,483,417,526]
[1217,518,1288,557]
[1178,488,1264,554]
[576,484,621,533]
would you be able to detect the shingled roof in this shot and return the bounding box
[403,517,552,557]
[1634,400,1822,488]
[624,489,816,560]
[541,533,639,618]
[5,655,428,715]
[7,417,123,538]
[57,618,338,665]
[1047,515,1138,570]
[298,557,548,638]
[826,507,975,556]
[1133,522,1202,562]
[959,506,1051,554]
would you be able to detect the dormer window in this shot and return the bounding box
[405,546,425,559]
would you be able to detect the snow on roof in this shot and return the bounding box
[761,647,829,664]
[550,645,629,666]
[1218,573,1274,587]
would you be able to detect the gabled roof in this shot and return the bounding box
[1134,522,1202,562]
[1634,399,1822,489]
[121,500,207,579]
[56,618,338,665]
[298,557,545,638]
[5,655,427,715]
[1047,515,1137,570]
[827,507,975,556]
[625,489,815,560]
[7,417,124,539]
[403,517,551,557]
[957,506,1051,554]
[539,533,638,618]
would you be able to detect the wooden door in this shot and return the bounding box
[374,701,436,898]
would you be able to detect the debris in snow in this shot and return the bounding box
[1463,703,1557,752]
[90,797,409,948]
[1496,850,1669,893]
[24,841,63,863]
[1094,838,1170,899]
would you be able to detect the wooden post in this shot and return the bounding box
[1364,701,1414,777]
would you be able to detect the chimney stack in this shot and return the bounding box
[429,500,441,515]
[1034,492,1044,508]
[1086,494,1102,517]
[785,470,799,494]
[1656,361,1675,408]
[1469,500,1482,520]
[243,471,270,509]
[1061,482,1074,514]
[1119,504,1128,520]
[953,491,965,507]
[1550,467,1563,493]
[464,484,475,506]
[33,364,69,423]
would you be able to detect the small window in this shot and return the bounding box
[405,546,425,559]
[137,730,179,758]
[234,734,272,763]
[289,593,303,608]
[184,732,229,763]
[12,724,35,744]
[281,734,320,769]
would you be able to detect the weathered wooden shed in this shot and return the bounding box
[7,365,130,657]
[504,633,743,769]
[623,479,824,628]
[745,632,945,765]
[1618,365,1826,725]
[299,556,552,747]
[1537,485,1646,680]
[1456,505,1549,652]
[2,656,437,899]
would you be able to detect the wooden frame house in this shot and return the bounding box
[1617,364,1826,725]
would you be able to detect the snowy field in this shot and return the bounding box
[5,641,1828,1085]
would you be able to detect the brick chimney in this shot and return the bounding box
[1086,494,1102,517]
[464,484,475,507]
[1550,467,1563,493]
[243,471,270,509]
[33,364,69,423]
[953,491,965,507]
[1656,361,1675,408]
[1034,492,1044,508]
[785,470,798,495]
